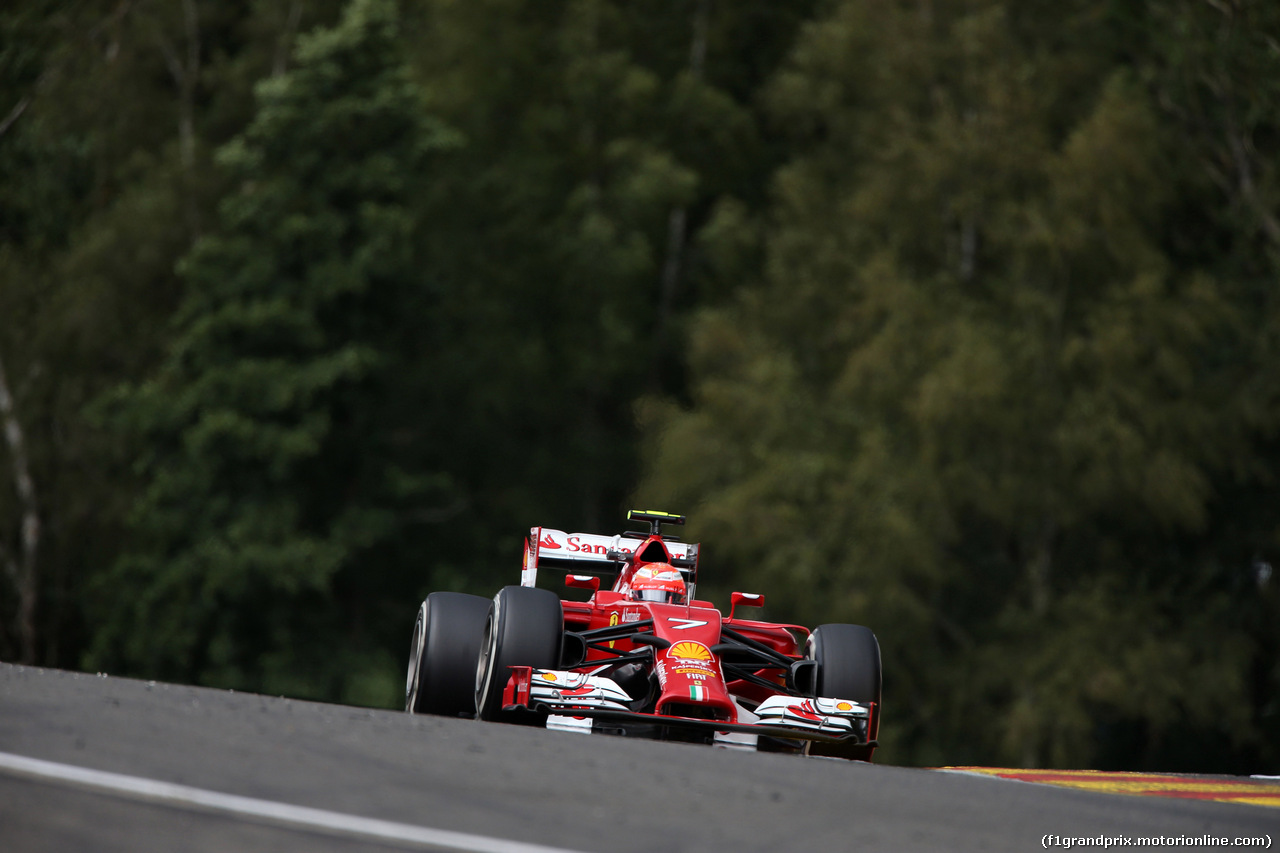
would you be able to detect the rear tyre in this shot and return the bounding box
[475,585,563,723]
[405,592,491,716]
[805,623,882,761]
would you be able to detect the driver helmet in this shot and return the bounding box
[630,564,687,605]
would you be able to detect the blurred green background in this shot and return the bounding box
[1,0,1277,773]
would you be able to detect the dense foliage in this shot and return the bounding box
[1,0,1276,772]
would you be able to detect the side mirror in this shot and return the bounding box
[565,574,600,592]
[728,591,764,620]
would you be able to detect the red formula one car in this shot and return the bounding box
[405,510,881,760]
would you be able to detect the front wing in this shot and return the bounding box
[502,667,877,747]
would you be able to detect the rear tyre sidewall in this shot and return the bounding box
[806,623,882,760]
[406,592,491,716]
[475,585,563,722]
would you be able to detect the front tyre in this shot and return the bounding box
[806,623,882,761]
[475,585,563,723]
[405,592,491,716]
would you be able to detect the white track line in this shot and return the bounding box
[0,750,592,853]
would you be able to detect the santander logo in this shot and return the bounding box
[539,533,561,550]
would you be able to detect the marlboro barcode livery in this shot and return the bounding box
[405,510,882,759]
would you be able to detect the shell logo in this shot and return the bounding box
[669,641,713,662]
[541,672,558,682]
[836,701,853,712]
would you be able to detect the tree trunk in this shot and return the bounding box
[0,353,40,663]
[153,0,202,232]
[1017,517,1056,767]
[273,0,305,77]
[654,0,710,362]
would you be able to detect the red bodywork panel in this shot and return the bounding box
[559,595,812,719]
[646,603,736,721]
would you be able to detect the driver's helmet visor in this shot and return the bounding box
[633,588,685,604]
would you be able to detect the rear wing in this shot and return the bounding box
[521,527,700,591]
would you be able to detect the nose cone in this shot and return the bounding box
[647,607,737,722]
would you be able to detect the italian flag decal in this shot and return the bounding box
[689,685,707,701]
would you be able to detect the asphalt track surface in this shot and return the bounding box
[1,664,1275,852]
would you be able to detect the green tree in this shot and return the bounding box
[0,0,345,667]
[87,0,457,705]
[638,0,1279,771]
[1137,0,1280,772]
[396,0,808,597]
[2,0,817,689]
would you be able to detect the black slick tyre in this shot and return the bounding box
[405,592,491,716]
[806,623,882,761]
[474,585,563,723]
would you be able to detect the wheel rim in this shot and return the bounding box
[475,609,497,716]
[405,609,425,711]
